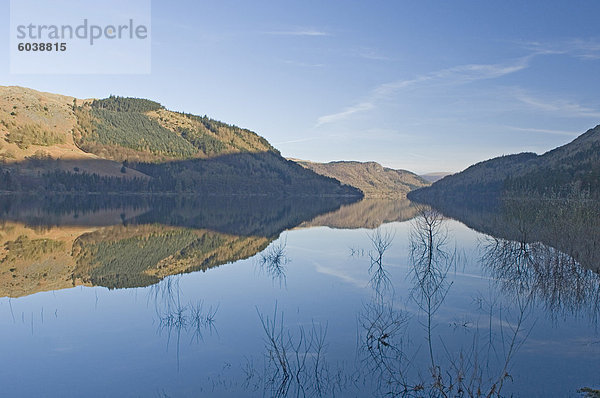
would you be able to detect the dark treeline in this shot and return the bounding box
[0,152,363,197]
[90,96,163,113]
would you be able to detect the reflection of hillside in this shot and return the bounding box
[299,199,420,229]
[0,222,94,297]
[414,196,600,272]
[0,194,359,236]
[0,194,357,297]
[481,236,600,320]
[72,224,271,290]
[0,222,271,297]
[131,195,359,236]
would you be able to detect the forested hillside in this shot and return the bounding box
[409,125,600,203]
[73,96,277,162]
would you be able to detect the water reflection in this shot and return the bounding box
[428,194,600,323]
[257,238,290,287]
[410,194,600,272]
[0,194,356,297]
[150,276,219,371]
[301,198,421,229]
[245,304,353,398]
[0,194,359,236]
[1,193,598,396]
[367,228,395,296]
[407,194,600,396]
[410,192,600,321]
[409,209,454,373]
[356,208,534,398]
[481,234,600,323]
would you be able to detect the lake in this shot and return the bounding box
[0,195,598,397]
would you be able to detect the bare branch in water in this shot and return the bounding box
[258,238,290,287]
[251,303,352,397]
[368,228,395,297]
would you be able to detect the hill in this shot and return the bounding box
[295,160,429,198]
[409,124,600,203]
[0,86,361,196]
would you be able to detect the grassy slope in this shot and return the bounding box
[0,86,148,178]
[295,160,429,198]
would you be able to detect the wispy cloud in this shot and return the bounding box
[317,102,375,126]
[503,126,580,137]
[373,57,531,96]
[312,261,366,287]
[273,136,322,145]
[513,90,600,118]
[316,57,531,126]
[520,38,600,60]
[265,28,330,37]
[281,59,325,68]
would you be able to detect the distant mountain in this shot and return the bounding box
[409,125,600,203]
[0,86,361,196]
[295,160,429,198]
[420,172,452,183]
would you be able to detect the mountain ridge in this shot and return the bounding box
[295,159,429,198]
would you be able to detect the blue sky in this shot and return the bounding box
[2,0,600,173]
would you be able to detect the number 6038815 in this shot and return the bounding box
[18,42,67,51]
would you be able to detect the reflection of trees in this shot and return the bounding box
[359,298,412,394]
[357,208,532,397]
[245,304,351,398]
[481,238,533,292]
[481,236,600,323]
[257,238,290,287]
[409,209,453,370]
[0,194,359,237]
[474,194,600,322]
[150,276,218,371]
[368,228,395,296]
[360,228,412,393]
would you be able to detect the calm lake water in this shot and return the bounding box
[0,195,598,397]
